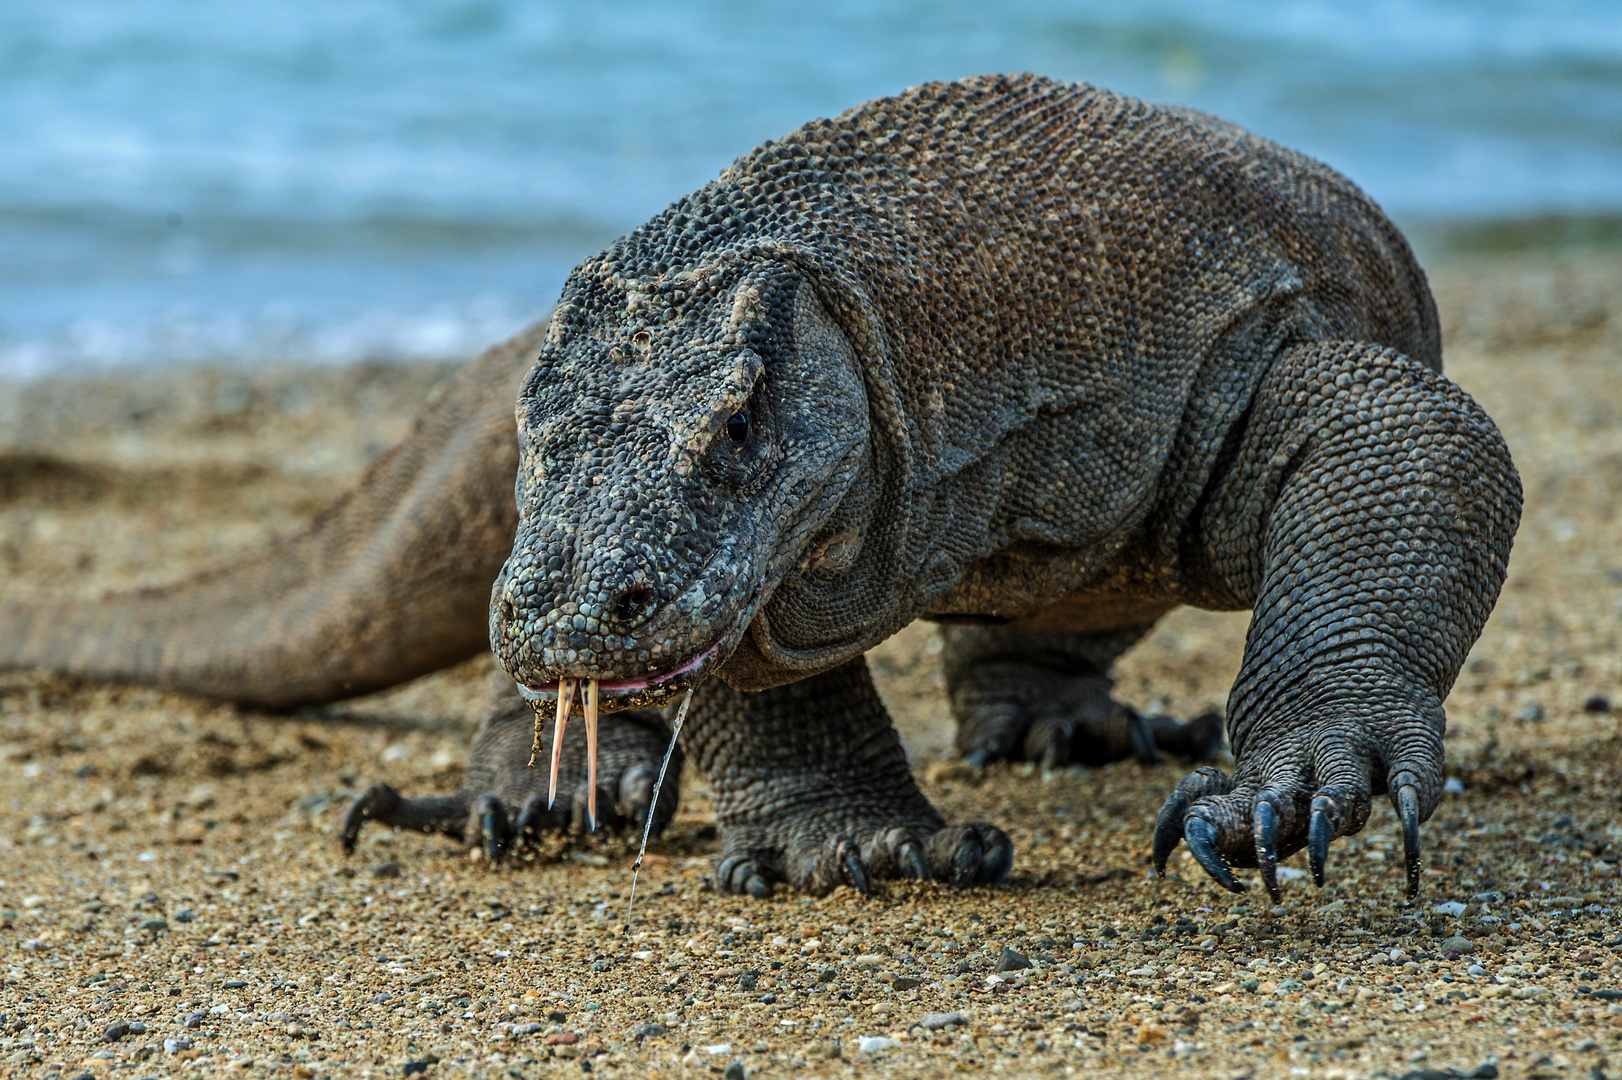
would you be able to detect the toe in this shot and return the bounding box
[955,702,1027,767]
[974,824,1014,885]
[471,794,513,863]
[617,765,658,830]
[862,827,934,883]
[341,782,467,852]
[714,854,779,898]
[923,824,1012,888]
[513,793,546,851]
[1151,767,1235,873]
[342,782,403,853]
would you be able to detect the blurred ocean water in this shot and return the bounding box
[2,0,1619,379]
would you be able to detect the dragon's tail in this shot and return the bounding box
[0,321,543,708]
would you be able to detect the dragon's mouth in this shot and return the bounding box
[515,638,721,711]
[513,640,723,831]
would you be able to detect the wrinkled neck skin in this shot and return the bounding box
[489,255,912,711]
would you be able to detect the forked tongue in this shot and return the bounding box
[627,688,693,920]
[526,677,601,829]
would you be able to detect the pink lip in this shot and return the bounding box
[518,640,720,698]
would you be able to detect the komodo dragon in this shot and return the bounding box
[0,74,1521,901]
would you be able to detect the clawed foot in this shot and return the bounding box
[340,680,679,862]
[955,674,1224,771]
[1151,715,1440,899]
[942,624,1224,770]
[714,818,1012,899]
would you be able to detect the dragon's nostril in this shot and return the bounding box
[612,585,654,624]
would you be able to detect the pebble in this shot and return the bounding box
[919,1011,968,1030]
[858,1036,898,1054]
[995,946,1032,972]
[372,861,401,878]
[1442,935,1475,954]
[100,1023,128,1043]
[163,1038,193,1054]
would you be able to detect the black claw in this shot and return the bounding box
[1308,807,1331,887]
[951,838,983,888]
[340,801,368,855]
[514,794,544,851]
[476,795,508,863]
[1129,713,1159,766]
[1151,789,1191,875]
[899,840,932,882]
[1254,800,1280,902]
[745,874,772,899]
[844,853,872,898]
[1398,784,1422,899]
[963,749,992,770]
[1184,816,1244,893]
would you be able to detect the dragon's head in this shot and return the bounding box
[490,249,883,727]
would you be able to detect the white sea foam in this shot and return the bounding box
[2,0,1618,380]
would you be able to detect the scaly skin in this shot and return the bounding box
[1,75,1521,899]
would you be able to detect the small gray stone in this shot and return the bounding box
[101,1023,129,1042]
[127,1022,147,1035]
[1441,936,1475,955]
[920,1011,968,1030]
[138,918,169,934]
[633,1023,668,1038]
[371,861,401,879]
[723,1064,746,1080]
[891,976,921,990]
[182,1012,205,1029]
[163,1037,193,1054]
[995,947,1033,972]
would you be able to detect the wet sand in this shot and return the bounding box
[1,250,1620,1079]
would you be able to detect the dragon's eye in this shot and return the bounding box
[726,410,750,447]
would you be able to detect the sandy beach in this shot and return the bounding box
[1,247,1620,1079]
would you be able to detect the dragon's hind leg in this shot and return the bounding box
[342,670,679,860]
[941,624,1224,770]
